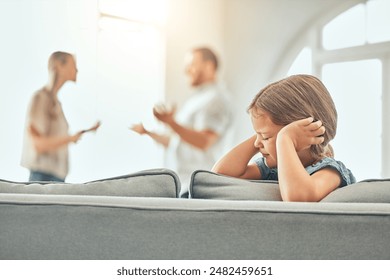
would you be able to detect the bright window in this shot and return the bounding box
[287,47,312,75]
[67,0,168,182]
[322,4,365,50]
[98,0,167,25]
[322,0,390,49]
[367,0,390,43]
[322,60,382,181]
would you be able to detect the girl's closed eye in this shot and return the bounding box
[261,134,270,141]
[257,133,268,141]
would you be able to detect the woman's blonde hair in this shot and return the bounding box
[48,51,72,70]
[248,74,337,159]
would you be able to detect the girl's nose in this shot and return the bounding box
[254,137,263,148]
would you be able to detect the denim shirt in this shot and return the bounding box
[254,157,356,188]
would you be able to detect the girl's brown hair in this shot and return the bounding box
[248,74,337,159]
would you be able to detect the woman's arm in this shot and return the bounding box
[29,124,82,153]
[212,135,261,179]
[276,118,341,202]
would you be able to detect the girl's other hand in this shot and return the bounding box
[278,117,325,152]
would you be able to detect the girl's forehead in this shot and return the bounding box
[250,111,274,128]
[250,108,270,121]
[249,107,265,118]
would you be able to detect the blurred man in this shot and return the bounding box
[131,47,231,197]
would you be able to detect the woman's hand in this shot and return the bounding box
[70,131,83,144]
[277,117,325,152]
[81,121,101,134]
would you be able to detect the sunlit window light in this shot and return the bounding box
[322,0,390,50]
[322,59,382,180]
[98,16,144,32]
[98,0,168,27]
[367,0,390,44]
[287,47,312,76]
[322,4,365,50]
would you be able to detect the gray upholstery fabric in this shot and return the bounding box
[2,170,390,260]
[190,170,390,203]
[1,194,389,260]
[189,170,282,200]
[0,168,180,198]
[321,179,390,203]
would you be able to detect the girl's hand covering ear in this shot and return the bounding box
[278,117,325,152]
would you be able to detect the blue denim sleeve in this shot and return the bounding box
[254,157,279,181]
[305,157,356,187]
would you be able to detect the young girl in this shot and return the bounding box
[212,74,356,202]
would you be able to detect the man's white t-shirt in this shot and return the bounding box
[165,82,232,197]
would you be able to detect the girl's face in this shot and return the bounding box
[250,110,283,168]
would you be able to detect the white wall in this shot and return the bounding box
[165,0,226,107]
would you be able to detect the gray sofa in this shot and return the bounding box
[1,168,390,260]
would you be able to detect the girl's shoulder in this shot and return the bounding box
[254,157,278,181]
[254,156,356,187]
[306,157,356,187]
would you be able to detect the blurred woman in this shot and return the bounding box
[21,51,98,182]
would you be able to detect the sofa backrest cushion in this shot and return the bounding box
[190,170,390,203]
[189,170,282,200]
[0,168,180,198]
[321,179,390,203]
